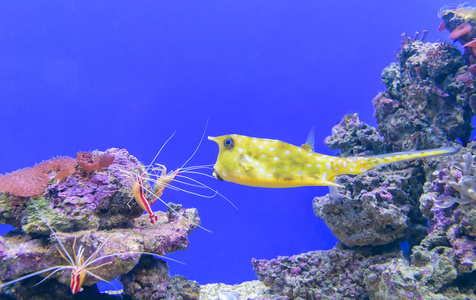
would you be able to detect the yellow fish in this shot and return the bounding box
[208,133,459,188]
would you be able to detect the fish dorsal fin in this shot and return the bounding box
[301,127,315,152]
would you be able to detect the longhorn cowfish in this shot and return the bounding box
[207,132,459,188]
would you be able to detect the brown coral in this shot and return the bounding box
[77,152,114,172]
[0,157,77,197]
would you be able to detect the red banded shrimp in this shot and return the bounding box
[114,122,236,232]
[0,202,183,295]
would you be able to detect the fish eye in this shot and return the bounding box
[224,138,234,149]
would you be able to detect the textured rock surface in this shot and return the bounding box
[313,164,428,247]
[252,243,400,300]
[364,247,459,300]
[121,256,171,300]
[324,113,384,157]
[374,41,471,152]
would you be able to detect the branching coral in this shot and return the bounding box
[429,152,476,208]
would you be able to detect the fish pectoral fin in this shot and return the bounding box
[301,126,316,152]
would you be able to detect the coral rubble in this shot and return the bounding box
[0,148,200,299]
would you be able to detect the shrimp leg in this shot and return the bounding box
[132,174,158,224]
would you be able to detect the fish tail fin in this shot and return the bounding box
[366,147,459,169]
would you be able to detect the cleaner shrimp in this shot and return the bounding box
[116,121,236,233]
[0,201,183,295]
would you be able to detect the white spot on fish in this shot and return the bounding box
[353,163,357,167]
[270,147,275,151]
[338,159,342,164]
[285,150,290,155]
[238,170,241,173]
[360,168,365,172]
[258,145,263,149]
[307,164,311,167]
[298,148,302,152]
[262,154,266,158]
[308,153,312,156]
[216,166,220,170]
[245,156,253,163]
[350,168,353,172]
[343,162,347,168]
[274,157,279,161]
[322,172,327,179]
[234,158,237,161]
[272,169,275,171]
[238,148,244,153]
[259,168,264,173]
[238,140,242,143]
[253,140,257,143]
[250,145,253,147]
[298,171,302,175]
[317,164,321,168]
[335,168,338,170]
[316,157,322,161]
[267,173,272,177]
[255,162,260,167]
[326,163,331,170]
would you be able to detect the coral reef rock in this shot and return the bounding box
[313,164,428,247]
[121,257,200,300]
[0,148,201,299]
[375,41,471,152]
[252,243,400,300]
[324,113,385,157]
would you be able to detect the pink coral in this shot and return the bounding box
[449,23,472,40]
[0,157,77,197]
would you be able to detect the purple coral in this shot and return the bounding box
[426,151,476,208]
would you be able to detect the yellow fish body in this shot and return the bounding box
[208,134,459,188]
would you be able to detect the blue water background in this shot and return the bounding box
[0,1,457,285]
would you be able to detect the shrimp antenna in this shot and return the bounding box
[141,184,212,233]
[30,200,75,266]
[174,174,238,210]
[180,119,209,170]
[143,131,176,176]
